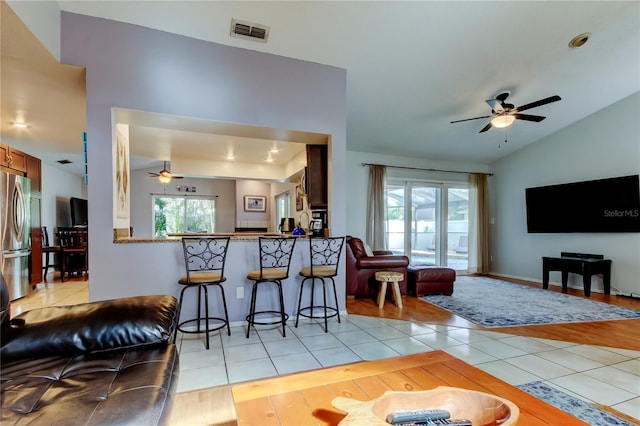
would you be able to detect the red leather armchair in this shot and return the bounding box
[346,236,409,297]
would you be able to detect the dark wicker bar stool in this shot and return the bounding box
[176,237,230,349]
[245,237,297,338]
[295,236,345,333]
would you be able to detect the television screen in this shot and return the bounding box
[70,197,88,226]
[526,175,640,233]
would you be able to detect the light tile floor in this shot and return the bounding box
[13,280,640,421]
[176,316,640,421]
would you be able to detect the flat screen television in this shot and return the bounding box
[70,197,88,226]
[525,175,640,233]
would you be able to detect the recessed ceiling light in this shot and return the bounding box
[226,154,235,160]
[569,32,591,48]
[266,157,274,163]
[270,147,279,153]
[13,122,28,128]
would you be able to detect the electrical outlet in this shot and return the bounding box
[236,287,244,299]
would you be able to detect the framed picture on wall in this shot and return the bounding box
[296,185,304,211]
[244,195,266,212]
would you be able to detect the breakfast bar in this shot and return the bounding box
[113,233,347,327]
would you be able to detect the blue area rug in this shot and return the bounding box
[422,276,640,327]
[518,381,634,425]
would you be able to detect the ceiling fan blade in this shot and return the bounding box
[172,175,184,179]
[479,122,493,133]
[485,99,503,112]
[495,92,510,102]
[513,113,546,122]
[148,172,160,177]
[451,115,491,124]
[515,95,561,112]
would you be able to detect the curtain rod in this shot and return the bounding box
[361,163,493,177]
[149,193,219,197]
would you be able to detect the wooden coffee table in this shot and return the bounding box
[232,350,587,425]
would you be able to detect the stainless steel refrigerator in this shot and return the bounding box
[1,172,31,300]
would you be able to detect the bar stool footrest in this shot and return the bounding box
[245,310,289,326]
[297,305,339,320]
[178,317,229,335]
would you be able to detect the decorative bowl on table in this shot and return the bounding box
[331,386,519,426]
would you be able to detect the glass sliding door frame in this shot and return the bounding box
[275,191,291,230]
[387,179,468,271]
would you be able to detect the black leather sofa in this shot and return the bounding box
[0,272,180,425]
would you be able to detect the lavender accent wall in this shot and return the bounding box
[60,12,347,312]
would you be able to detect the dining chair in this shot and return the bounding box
[295,236,345,332]
[41,226,61,280]
[57,226,88,282]
[245,237,297,338]
[176,237,231,350]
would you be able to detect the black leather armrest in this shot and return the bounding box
[1,295,178,362]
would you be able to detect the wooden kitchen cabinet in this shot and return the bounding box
[1,144,28,172]
[26,154,42,195]
[306,144,328,210]
[27,155,43,285]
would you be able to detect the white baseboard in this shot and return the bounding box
[487,272,605,295]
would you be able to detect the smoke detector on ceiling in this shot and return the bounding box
[230,19,270,43]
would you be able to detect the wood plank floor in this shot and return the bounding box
[347,275,640,351]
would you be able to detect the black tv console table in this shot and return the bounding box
[542,252,612,297]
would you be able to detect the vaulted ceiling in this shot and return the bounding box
[2,1,639,176]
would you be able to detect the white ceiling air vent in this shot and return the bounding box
[230,19,269,43]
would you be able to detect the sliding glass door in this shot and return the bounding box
[386,180,468,271]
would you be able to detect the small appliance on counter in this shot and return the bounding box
[310,220,324,237]
[292,223,306,236]
[279,218,295,233]
[311,210,328,237]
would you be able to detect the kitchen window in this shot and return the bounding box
[153,195,216,237]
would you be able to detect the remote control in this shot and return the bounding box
[386,409,451,424]
[393,420,471,426]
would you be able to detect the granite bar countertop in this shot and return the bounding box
[113,232,310,243]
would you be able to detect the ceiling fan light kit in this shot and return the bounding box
[148,160,183,183]
[491,115,515,128]
[451,92,561,133]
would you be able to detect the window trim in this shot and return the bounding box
[152,194,217,236]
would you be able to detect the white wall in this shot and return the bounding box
[40,163,87,232]
[346,151,488,240]
[489,92,640,294]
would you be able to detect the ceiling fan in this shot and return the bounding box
[148,161,183,183]
[451,91,561,133]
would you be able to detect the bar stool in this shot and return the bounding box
[295,236,344,333]
[245,237,297,338]
[176,237,230,349]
